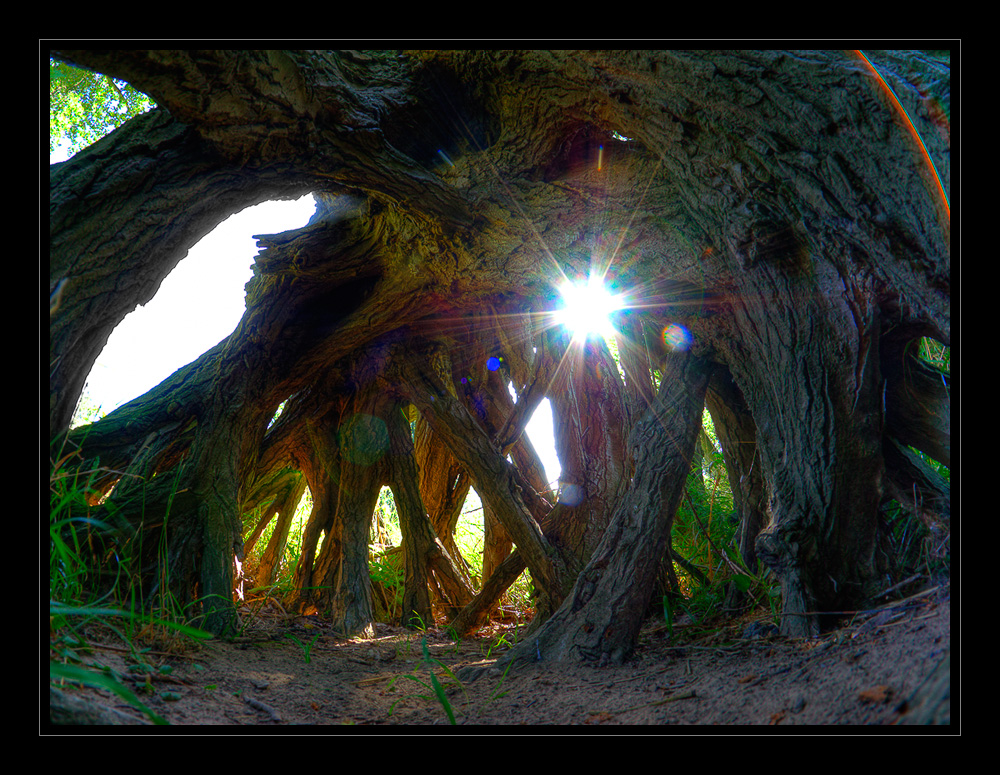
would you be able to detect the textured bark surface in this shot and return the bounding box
[547,334,630,569]
[51,49,950,647]
[497,350,713,667]
[393,349,570,620]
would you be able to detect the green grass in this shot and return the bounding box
[48,435,212,726]
[386,637,465,724]
[450,489,534,611]
[285,632,322,664]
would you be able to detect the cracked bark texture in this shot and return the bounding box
[497,349,712,667]
[51,49,950,644]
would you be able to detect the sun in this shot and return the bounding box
[556,274,623,341]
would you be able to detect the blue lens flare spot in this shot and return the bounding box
[487,356,501,371]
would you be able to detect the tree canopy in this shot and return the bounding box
[48,48,951,666]
[49,59,155,156]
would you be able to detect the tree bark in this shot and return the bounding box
[547,333,630,569]
[413,416,472,576]
[705,366,768,581]
[382,395,474,627]
[881,330,950,467]
[497,349,712,668]
[306,388,390,636]
[708,257,887,638]
[481,499,513,591]
[48,107,312,441]
[244,469,306,589]
[51,48,950,648]
[394,348,570,622]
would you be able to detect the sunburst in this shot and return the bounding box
[555,273,624,342]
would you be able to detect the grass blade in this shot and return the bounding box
[50,661,168,725]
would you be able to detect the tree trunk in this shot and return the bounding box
[881,330,950,467]
[547,333,630,570]
[307,392,389,637]
[385,405,435,629]
[497,349,712,668]
[51,49,949,648]
[286,406,343,613]
[245,470,306,589]
[48,107,311,441]
[705,366,769,611]
[413,416,473,577]
[481,500,513,590]
[394,348,571,622]
[709,257,887,638]
[382,396,474,627]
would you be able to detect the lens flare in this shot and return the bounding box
[662,323,692,351]
[338,413,389,466]
[557,274,622,340]
[559,483,586,507]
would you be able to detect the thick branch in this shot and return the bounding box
[496,349,712,668]
[394,350,566,616]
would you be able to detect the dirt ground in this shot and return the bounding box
[48,579,952,730]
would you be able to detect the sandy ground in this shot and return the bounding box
[48,580,951,729]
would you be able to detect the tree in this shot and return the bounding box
[49,49,950,654]
[49,59,155,156]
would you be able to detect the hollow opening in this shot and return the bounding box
[72,195,318,425]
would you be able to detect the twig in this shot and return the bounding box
[355,674,395,686]
[619,689,698,714]
[682,488,745,579]
[123,671,192,687]
[244,695,281,722]
[781,585,942,618]
[878,574,927,599]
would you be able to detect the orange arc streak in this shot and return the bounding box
[854,50,950,220]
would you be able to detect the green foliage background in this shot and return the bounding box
[49,59,155,157]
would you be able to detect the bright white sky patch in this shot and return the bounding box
[556,274,622,340]
[81,196,316,414]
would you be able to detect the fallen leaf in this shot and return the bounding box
[858,685,893,704]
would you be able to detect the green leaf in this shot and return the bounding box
[49,59,155,158]
[731,574,753,593]
[50,662,168,725]
[429,670,457,725]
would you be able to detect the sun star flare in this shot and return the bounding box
[556,274,623,341]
